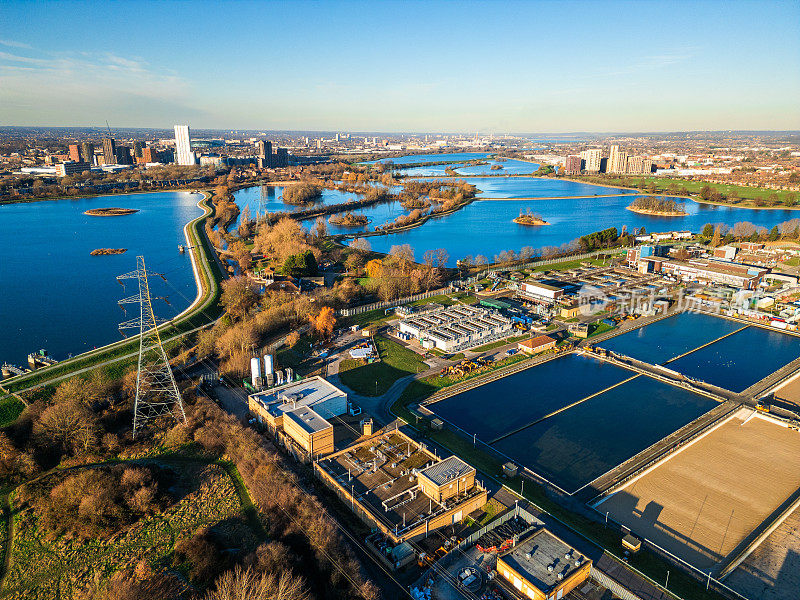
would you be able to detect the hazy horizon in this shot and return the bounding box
[1,0,799,132]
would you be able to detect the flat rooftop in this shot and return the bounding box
[418,455,473,486]
[249,376,346,417]
[318,432,484,537]
[501,528,588,593]
[285,406,331,434]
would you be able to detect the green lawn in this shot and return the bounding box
[577,174,798,206]
[529,256,618,273]
[0,396,25,428]
[588,322,615,337]
[471,334,528,353]
[338,335,428,396]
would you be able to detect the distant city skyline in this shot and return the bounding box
[1,0,798,132]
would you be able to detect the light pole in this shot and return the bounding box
[665,571,670,589]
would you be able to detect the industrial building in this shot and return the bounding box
[517,280,565,304]
[518,335,556,355]
[496,528,591,600]
[315,430,487,544]
[398,304,513,352]
[248,376,348,458]
[636,256,768,289]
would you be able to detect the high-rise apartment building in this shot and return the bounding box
[564,155,583,175]
[626,156,653,175]
[133,141,143,158]
[68,144,81,162]
[580,149,602,173]
[256,140,273,160]
[174,125,196,166]
[142,147,159,163]
[274,148,289,167]
[102,138,117,165]
[608,145,628,174]
[115,146,133,165]
[81,142,95,166]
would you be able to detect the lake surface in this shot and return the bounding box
[430,353,632,442]
[366,152,490,165]
[362,180,799,265]
[0,192,201,365]
[454,159,540,176]
[491,375,717,493]
[229,185,360,230]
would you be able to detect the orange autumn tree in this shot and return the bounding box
[309,306,336,340]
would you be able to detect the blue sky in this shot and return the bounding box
[1,0,798,132]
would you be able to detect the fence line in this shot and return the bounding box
[590,568,646,600]
[336,286,453,317]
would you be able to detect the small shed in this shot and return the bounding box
[622,534,641,553]
[502,462,519,478]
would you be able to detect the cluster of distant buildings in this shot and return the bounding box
[564,145,654,176]
[22,124,292,178]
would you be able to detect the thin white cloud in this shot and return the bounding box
[0,39,32,49]
[0,42,204,125]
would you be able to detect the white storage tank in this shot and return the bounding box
[276,369,284,385]
[263,354,274,375]
[285,366,294,382]
[250,357,262,388]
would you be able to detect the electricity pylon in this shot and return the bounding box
[257,184,268,223]
[118,256,186,437]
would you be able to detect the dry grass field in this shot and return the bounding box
[598,411,800,570]
[725,506,800,600]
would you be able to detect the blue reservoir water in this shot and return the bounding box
[667,325,800,392]
[231,185,411,234]
[229,185,360,230]
[491,376,717,493]
[366,152,490,165]
[454,159,540,176]
[599,312,744,364]
[0,192,201,365]
[430,353,632,442]
[363,183,798,265]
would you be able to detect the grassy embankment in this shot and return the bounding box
[0,191,225,423]
[0,453,262,598]
[576,174,798,208]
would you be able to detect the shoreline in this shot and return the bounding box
[0,187,206,206]
[513,217,550,226]
[0,191,219,388]
[625,206,688,217]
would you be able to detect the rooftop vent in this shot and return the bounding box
[575,559,582,567]
[557,573,564,581]
[547,565,554,573]
[525,552,532,559]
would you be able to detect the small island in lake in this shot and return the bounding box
[490,164,503,170]
[282,183,323,205]
[90,248,127,256]
[329,212,369,227]
[626,196,687,216]
[84,207,139,216]
[513,209,550,226]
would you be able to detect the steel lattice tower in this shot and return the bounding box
[257,184,268,223]
[118,256,186,437]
